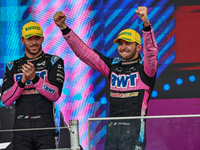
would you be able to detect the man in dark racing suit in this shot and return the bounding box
[54,6,158,150]
[1,21,65,150]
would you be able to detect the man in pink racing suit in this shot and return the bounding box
[54,6,158,150]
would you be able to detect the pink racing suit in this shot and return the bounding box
[61,25,158,149]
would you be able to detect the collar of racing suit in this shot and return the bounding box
[24,51,44,62]
[121,54,142,65]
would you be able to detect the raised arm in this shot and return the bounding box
[53,11,111,77]
[136,6,158,77]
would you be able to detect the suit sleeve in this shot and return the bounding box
[142,26,158,77]
[1,64,25,106]
[62,28,111,77]
[32,58,65,102]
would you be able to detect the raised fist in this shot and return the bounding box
[53,11,67,30]
[135,6,150,25]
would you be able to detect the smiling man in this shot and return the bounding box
[115,29,142,61]
[54,6,158,150]
[20,21,44,58]
[1,21,65,150]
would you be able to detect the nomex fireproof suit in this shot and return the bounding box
[61,25,158,149]
[1,52,65,149]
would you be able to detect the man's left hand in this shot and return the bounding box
[135,6,150,26]
[22,62,36,81]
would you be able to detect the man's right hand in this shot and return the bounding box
[53,11,67,30]
[21,72,28,84]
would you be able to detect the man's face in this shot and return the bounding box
[117,39,141,60]
[21,36,44,58]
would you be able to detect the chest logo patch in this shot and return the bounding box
[15,70,47,85]
[111,72,138,88]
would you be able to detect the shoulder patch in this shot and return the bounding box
[111,57,122,65]
[7,61,14,71]
[139,59,143,65]
[51,55,60,66]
